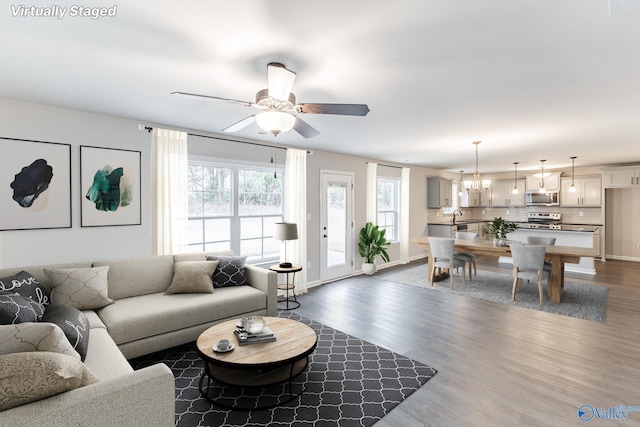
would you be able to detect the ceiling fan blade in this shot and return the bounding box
[296,103,370,116]
[222,115,256,133]
[267,63,296,102]
[171,92,253,107]
[293,117,320,139]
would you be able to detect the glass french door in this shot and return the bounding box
[321,171,354,282]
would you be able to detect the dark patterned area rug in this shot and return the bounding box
[130,311,437,427]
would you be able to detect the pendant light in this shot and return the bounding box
[469,141,490,193]
[538,160,547,194]
[568,156,578,193]
[458,170,464,196]
[512,162,520,194]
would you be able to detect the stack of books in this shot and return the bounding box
[233,326,276,345]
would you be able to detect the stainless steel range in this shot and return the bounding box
[519,212,562,229]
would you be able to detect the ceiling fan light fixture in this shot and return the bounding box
[255,110,296,136]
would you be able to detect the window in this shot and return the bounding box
[187,160,284,263]
[377,177,400,242]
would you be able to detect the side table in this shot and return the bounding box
[269,264,302,310]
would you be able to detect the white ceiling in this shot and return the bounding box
[2,0,639,174]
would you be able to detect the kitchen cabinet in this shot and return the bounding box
[526,173,561,192]
[601,166,640,188]
[459,188,484,207]
[560,177,602,206]
[488,180,526,206]
[427,177,452,208]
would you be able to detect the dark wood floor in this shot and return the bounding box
[295,257,640,426]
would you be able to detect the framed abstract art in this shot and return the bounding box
[0,137,72,231]
[80,145,141,227]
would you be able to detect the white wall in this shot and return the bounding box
[0,97,151,268]
[0,97,437,277]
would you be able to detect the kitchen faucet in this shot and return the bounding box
[452,209,463,225]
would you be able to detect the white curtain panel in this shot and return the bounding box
[400,167,411,264]
[285,149,308,295]
[150,128,189,256]
[366,162,378,224]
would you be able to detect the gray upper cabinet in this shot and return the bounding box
[427,177,452,208]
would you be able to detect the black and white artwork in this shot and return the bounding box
[0,138,72,231]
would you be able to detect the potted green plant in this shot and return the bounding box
[358,222,391,275]
[482,217,518,246]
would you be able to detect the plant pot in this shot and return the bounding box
[362,262,377,275]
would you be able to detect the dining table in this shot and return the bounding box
[410,237,599,303]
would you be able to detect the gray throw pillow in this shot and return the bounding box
[0,294,45,325]
[0,271,49,305]
[165,261,218,294]
[41,304,90,361]
[206,256,247,288]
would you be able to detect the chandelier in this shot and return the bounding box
[464,141,491,193]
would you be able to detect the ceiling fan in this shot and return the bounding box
[172,62,370,138]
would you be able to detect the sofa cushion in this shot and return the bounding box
[0,294,45,324]
[0,351,99,411]
[82,327,133,380]
[173,250,234,263]
[97,286,266,345]
[41,304,90,361]
[207,256,248,288]
[93,255,175,300]
[45,266,114,310]
[0,323,80,360]
[165,261,218,294]
[0,270,49,305]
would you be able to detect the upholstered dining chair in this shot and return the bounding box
[428,237,467,289]
[455,231,479,279]
[510,243,549,305]
[526,236,556,271]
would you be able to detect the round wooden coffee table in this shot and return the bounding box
[196,316,317,410]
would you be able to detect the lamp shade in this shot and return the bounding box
[255,111,296,136]
[273,222,298,241]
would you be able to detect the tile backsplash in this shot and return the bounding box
[427,206,602,225]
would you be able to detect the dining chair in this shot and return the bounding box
[429,237,466,289]
[455,231,479,279]
[510,243,549,305]
[526,236,556,271]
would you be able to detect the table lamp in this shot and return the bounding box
[273,222,298,268]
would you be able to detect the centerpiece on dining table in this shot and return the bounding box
[482,217,518,246]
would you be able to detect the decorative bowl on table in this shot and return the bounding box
[244,316,265,334]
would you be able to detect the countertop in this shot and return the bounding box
[427,220,601,232]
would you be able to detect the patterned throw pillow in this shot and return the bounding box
[0,271,49,305]
[41,304,90,361]
[0,294,45,325]
[165,261,218,294]
[207,256,247,288]
[0,323,80,360]
[45,266,114,310]
[0,351,99,411]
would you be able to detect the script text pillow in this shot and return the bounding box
[207,256,247,288]
[0,323,80,360]
[0,270,49,305]
[45,266,114,310]
[0,294,45,325]
[165,261,219,294]
[0,351,99,411]
[41,304,90,361]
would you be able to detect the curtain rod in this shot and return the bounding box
[366,161,403,169]
[143,126,311,153]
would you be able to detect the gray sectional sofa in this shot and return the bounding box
[0,250,277,427]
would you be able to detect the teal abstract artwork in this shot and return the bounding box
[86,165,133,212]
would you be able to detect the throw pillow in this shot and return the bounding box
[207,256,248,288]
[165,261,219,294]
[45,266,114,310]
[0,323,80,360]
[0,271,49,305]
[0,351,99,411]
[41,304,90,361]
[0,294,45,325]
